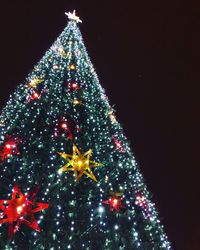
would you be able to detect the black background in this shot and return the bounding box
[0,1,199,249]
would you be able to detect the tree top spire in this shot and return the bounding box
[65,10,82,23]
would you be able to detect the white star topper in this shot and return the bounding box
[65,10,82,23]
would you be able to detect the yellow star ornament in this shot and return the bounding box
[58,145,102,182]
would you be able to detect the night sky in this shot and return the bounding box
[0,1,199,249]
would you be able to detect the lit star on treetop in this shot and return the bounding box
[65,10,82,23]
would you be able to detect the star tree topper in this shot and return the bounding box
[0,185,49,238]
[58,145,102,182]
[65,10,82,23]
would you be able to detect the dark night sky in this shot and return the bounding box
[0,1,199,249]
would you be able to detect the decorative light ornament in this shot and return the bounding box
[27,91,41,102]
[53,64,60,70]
[65,10,82,23]
[0,138,21,161]
[68,82,80,91]
[31,91,40,99]
[106,110,117,124]
[105,175,109,183]
[60,121,73,140]
[28,78,44,88]
[61,122,68,129]
[69,64,77,70]
[58,144,102,182]
[135,194,146,207]
[110,114,117,124]
[58,48,71,59]
[135,193,151,218]
[72,99,82,105]
[0,185,49,238]
[54,118,81,140]
[0,120,5,127]
[103,192,125,212]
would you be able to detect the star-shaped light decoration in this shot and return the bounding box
[103,192,125,212]
[65,10,82,23]
[58,144,102,182]
[28,78,44,88]
[0,137,21,162]
[0,185,49,238]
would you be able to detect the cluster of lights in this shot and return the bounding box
[27,91,41,102]
[106,110,117,124]
[67,82,80,91]
[57,47,71,59]
[54,118,74,140]
[0,138,20,161]
[113,135,125,153]
[72,98,82,105]
[28,78,44,88]
[103,193,125,212]
[135,194,147,207]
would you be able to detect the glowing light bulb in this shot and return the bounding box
[69,64,76,70]
[98,206,104,214]
[58,169,63,175]
[77,160,83,166]
[16,206,23,214]
[114,225,119,230]
[61,123,68,129]
[72,99,82,105]
[113,199,118,205]
[30,91,41,101]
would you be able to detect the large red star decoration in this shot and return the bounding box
[0,138,21,162]
[0,185,49,238]
[103,193,125,212]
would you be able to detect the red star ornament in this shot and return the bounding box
[103,194,125,212]
[54,118,81,140]
[0,185,49,238]
[0,138,21,161]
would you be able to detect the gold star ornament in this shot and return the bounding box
[58,145,102,182]
[28,78,44,88]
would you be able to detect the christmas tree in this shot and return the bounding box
[0,10,171,249]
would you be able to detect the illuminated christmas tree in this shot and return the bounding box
[0,10,171,249]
